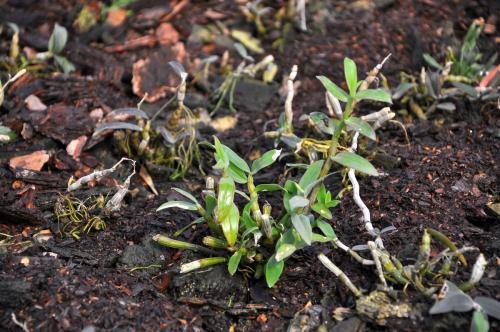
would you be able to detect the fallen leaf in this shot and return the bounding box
[66,135,88,160]
[9,150,50,171]
[139,165,158,195]
[107,8,127,27]
[211,116,238,132]
[131,43,186,102]
[156,23,180,46]
[25,94,47,112]
[33,229,53,243]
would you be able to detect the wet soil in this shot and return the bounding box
[0,0,499,331]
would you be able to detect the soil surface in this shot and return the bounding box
[0,0,499,331]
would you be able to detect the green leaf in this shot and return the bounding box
[291,214,312,245]
[255,184,284,192]
[316,76,349,102]
[223,145,250,173]
[220,203,239,246]
[53,55,75,74]
[228,163,248,184]
[345,117,376,140]
[265,254,284,287]
[228,250,243,276]
[172,188,199,205]
[213,136,229,170]
[48,23,68,53]
[251,149,281,174]
[393,82,415,100]
[471,310,489,332]
[157,201,198,211]
[311,203,332,220]
[344,57,358,96]
[355,89,392,104]
[205,194,217,216]
[452,82,479,98]
[275,243,296,262]
[475,297,500,320]
[299,160,324,190]
[332,151,378,176]
[316,219,337,240]
[423,53,443,70]
[217,175,235,221]
[289,196,309,211]
[0,125,17,143]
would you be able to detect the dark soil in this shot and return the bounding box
[1,0,499,331]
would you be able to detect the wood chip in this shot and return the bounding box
[9,150,50,171]
[66,135,88,160]
[25,94,47,112]
[156,23,180,46]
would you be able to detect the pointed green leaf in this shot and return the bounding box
[213,136,229,170]
[423,53,443,70]
[172,188,199,205]
[217,175,235,221]
[344,57,358,96]
[312,203,332,220]
[220,203,239,246]
[471,310,489,332]
[228,250,243,275]
[48,23,68,53]
[275,243,297,262]
[228,163,248,184]
[265,254,284,287]
[332,151,378,176]
[251,149,281,174]
[475,297,500,320]
[289,196,309,211]
[157,201,198,211]
[223,145,250,173]
[255,184,284,192]
[291,214,312,245]
[316,76,349,102]
[316,219,337,240]
[345,116,376,140]
[53,55,75,74]
[355,89,392,104]
[299,160,324,190]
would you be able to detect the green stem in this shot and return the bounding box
[306,98,354,209]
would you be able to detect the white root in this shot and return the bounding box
[67,157,135,192]
[318,253,362,297]
[296,0,307,31]
[368,241,387,286]
[334,238,374,265]
[284,65,298,133]
[347,132,379,239]
[104,164,136,213]
[360,107,395,129]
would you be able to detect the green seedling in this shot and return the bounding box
[92,62,203,180]
[430,279,499,332]
[154,135,350,287]
[211,51,277,115]
[394,21,498,119]
[240,0,273,35]
[36,23,75,73]
[423,20,496,82]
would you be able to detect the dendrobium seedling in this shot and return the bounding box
[430,278,499,332]
[36,23,75,74]
[91,61,203,180]
[154,136,351,287]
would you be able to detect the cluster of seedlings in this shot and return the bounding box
[2,13,497,329]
